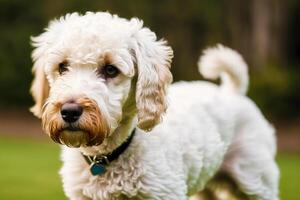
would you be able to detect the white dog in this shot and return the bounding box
[30,12,279,200]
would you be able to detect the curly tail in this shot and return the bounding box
[198,44,249,95]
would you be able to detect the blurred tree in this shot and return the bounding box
[0,0,298,119]
[0,0,45,106]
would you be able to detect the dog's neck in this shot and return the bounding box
[80,81,137,157]
[80,114,137,156]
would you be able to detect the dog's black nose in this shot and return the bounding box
[60,103,83,123]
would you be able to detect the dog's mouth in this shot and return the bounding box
[58,127,88,148]
[65,126,81,132]
[42,97,109,148]
[54,126,103,148]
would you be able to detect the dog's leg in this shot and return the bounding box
[61,177,92,200]
[218,124,280,200]
[220,160,279,200]
[60,148,92,200]
[206,172,250,200]
[190,189,218,200]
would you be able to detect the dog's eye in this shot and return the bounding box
[102,65,119,78]
[58,61,69,75]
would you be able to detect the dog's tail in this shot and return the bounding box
[198,44,249,95]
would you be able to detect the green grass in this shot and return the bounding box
[0,136,299,200]
[0,136,65,200]
[277,153,300,200]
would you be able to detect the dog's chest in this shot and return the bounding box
[62,122,229,200]
[64,135,190,200]
[80,150,147,200]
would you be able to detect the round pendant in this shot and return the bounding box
[90,163,106,176]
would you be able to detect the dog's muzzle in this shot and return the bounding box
[42,97,109,148]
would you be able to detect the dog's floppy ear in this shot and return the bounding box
[30,60,50,118]
[131,21,173,131]
[29,36,50,118]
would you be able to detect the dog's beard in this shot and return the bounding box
[41,97,110,147]
[59,129,89,148]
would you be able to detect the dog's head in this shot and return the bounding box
[30,12,173,147]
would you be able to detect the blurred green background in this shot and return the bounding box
[0,0,299,199]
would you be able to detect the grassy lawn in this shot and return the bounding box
[0,136,65,200]
[277,153,300,200]
[0,136,299,200]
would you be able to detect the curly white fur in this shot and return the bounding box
[30,12,279,200]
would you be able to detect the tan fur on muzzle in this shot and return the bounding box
[42,97,109,147]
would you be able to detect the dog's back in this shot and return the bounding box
[152,45,279,199]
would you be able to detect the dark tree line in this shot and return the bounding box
[0,0,299,119]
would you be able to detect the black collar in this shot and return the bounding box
[82,128,136,176]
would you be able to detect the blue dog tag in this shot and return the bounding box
[90,163,106,175]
